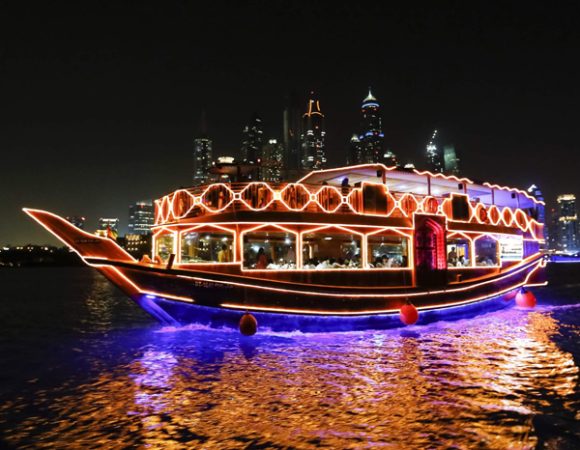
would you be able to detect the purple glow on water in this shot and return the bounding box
[0,265,579,448]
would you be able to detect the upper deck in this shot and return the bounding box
[153,164,544,238]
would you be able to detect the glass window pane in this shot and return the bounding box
[181,231,233,263]
[243,231,296,269]
[302,231,361,269]
[446,237,471,267]
[475,236,498,266]
[155,233,174,262]
[368,234,409,268]
[499,235,523,261]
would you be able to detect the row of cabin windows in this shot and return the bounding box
[155,231,524,269]
[446,235,523,267]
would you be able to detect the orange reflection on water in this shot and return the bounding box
[2,308,579,449]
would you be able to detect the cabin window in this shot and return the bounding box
[154,232,175,262]
[243,231,296,269]
[302,230,361,269]
[475,236,499,266]
[446,236,471,267]
[367,234,409,268]
[180,230,233,263]
[499,235,523,261]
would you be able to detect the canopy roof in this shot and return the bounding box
[297,164,543,209]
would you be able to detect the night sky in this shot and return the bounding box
[1,1,579,244]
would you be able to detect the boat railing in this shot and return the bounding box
[154,181,543,238]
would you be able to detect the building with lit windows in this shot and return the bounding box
[300,93,326,171]
[348,89,390,165]
[382,150,397,167]
[123,233,152,258]
[555,194,578,252]
[443,144,460,176]
[348,134,363,165]
[241,113,264,165]
[358,88,385,164]
[192,111,213,186]
[128,201,154,235]
[426,129,444,173]
[65,216,85,230]
[527,185,546,248]
[262,139,284,182]
[283,91,303,180]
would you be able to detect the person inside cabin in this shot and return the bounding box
[218,244,231,263]
[256,247,268,269]
[381,254,390,267]
[447,246,458,266]
[458,255,467,267]
[286,246,296,265]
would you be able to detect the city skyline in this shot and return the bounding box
[1,2,579,244]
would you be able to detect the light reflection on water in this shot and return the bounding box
[0,268,579,449]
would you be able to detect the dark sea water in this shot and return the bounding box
[0,265,579,449]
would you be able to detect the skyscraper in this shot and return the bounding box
[527,185,546,248]
[241,113,264,164]
[443,144,460,175]
[128,200,154,235]
[348,88,390,166]
[301,92,326,171]
[262,139,284,182]
[359,88,384,164]
[348,134,363,165]
[555,194,578,252]
[426,129,444,173]
[192,111,213,186]
[283,90,302,179]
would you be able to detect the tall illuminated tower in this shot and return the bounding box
[426,129,444,173]
[556,194,578,252]
[192,111,213,186]
[241,113,264,164]
[359,88,384,164]
[300,93,326,171]
[283,90,302,179]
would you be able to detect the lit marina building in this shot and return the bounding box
[192,111,213,186]
[128,200,154,235]
[426,129,444,173]
[443,144,460,176]
[555,194,578,252]
[65,215,86,230]
[261,139,284,182]
[300,93,326,171]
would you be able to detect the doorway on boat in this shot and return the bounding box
[413,214,447,287]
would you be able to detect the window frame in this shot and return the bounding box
[365,228,413,270]
[177,224,237,265]
[446,232,475,269]
[300,225,365,271]
[240,224,299,271]
[473,234,501,268]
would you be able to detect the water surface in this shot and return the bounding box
[0,266,579,449]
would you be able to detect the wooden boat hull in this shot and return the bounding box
[24,208,546,331]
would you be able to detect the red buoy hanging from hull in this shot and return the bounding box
[515,288,537,308]
[400,302,419,325]
[239,313,258,336]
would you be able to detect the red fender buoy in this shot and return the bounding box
[515,288,537,308]
[400,302,419,325]
[239,313,258,336]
